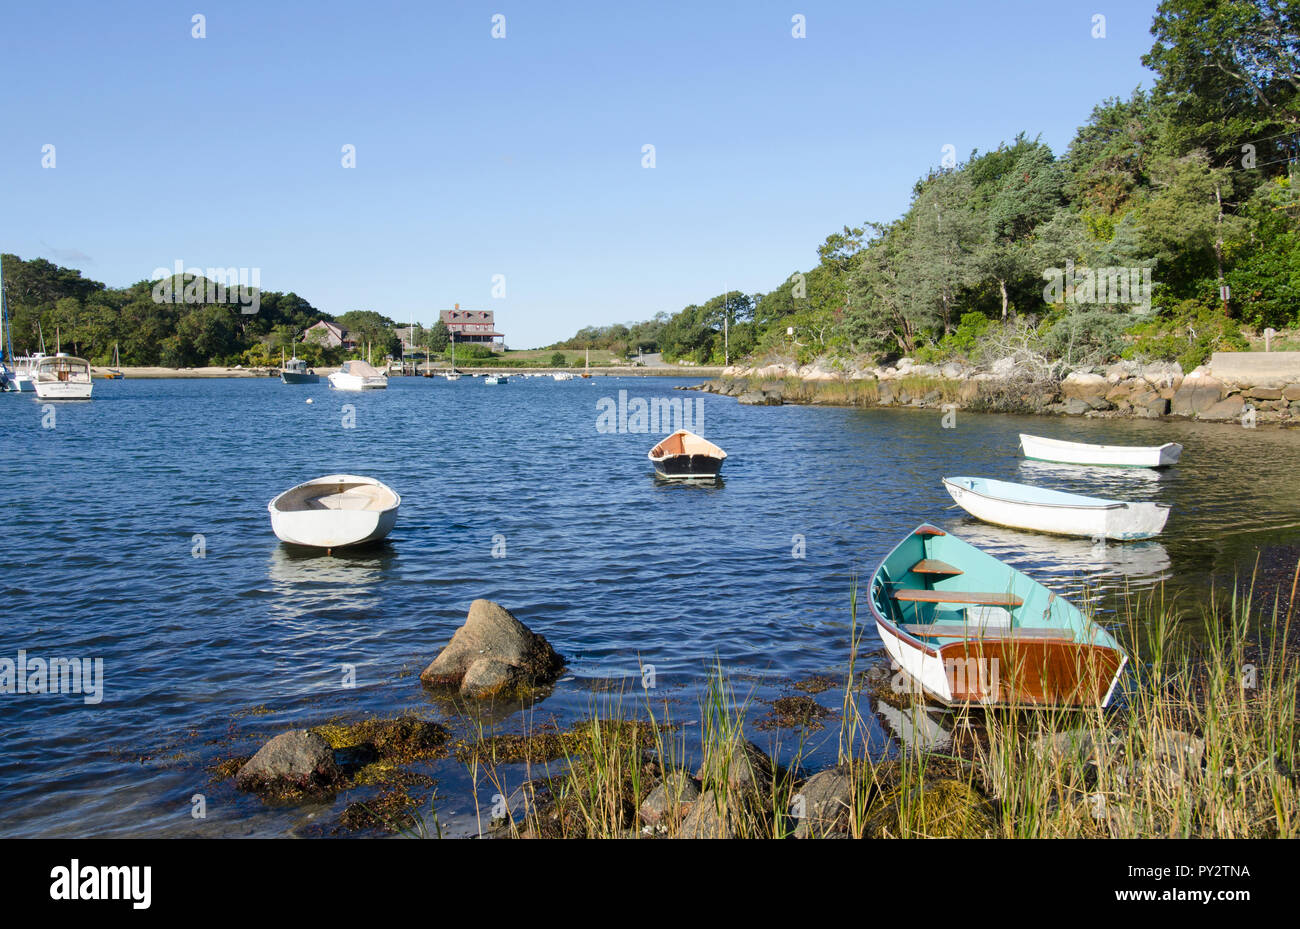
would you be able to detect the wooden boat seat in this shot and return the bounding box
[910,559,962,575]
[892,590,1024,607]
[901,624,1073,640]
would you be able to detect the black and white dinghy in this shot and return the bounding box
[647,430,727,481]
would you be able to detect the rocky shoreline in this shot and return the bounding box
[209,589,1296,839]
[691,355,1300,425]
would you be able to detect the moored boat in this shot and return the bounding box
[328,360,387,390]
[943,476,1170,541]
[267,474,400,549]
[869,523,1128,707]
[648,429,727,481]
[483,375,508,385]
[9,353,42,392]
[102,343,125,379]
[32,353,94,399]
[281,356,319,384]
[1020,433,1182,469]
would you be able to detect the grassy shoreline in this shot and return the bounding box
[447,568,1300,839]
[209,563,1299,838]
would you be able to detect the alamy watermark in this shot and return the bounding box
[1042,260,1152,313]
[0,650,103,704]
[596,389,705,434]
[150,260,261,314]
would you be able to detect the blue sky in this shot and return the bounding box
[2,1,1160,348]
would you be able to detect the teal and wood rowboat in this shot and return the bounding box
[943,476,1170,541]
[869,524,1128,707]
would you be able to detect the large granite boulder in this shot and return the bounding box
[420,599,564,699]
[1060,372,1111,411]
[1171,373,1225,417]
[1198,394,1246,422]
[236,730,340,793]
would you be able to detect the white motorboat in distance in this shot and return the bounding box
[648,430,727,481]
[328,360,388,390]
[943,476,1170,541]
[32,353,93,399]
[268,474,400,549]
[1020,434,1182,469]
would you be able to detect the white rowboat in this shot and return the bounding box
[268,474,400,549]
[943,476,1170,541]
[1019,434,1182,469]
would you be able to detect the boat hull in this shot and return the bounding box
[281,372,320,384]
[874,615,1128,707]
[651,454,724,481]
[943,477,1169,541]
[33,381,93,400]
[327,373,387,390]
[269,507,397,548]
[870,524,1128,708]
[1020,434,1182,468]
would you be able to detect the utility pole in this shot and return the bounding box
[723,290,729,366]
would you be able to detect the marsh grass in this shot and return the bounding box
[434,565,1298,839]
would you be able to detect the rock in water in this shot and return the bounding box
[420,599,564,698]
[674,791,733,838]
[639,771,701,828]
[792,768,854,838]
[236,730,339,793]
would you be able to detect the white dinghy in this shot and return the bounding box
[1020,434,1182,469]
[268,474,400,549]
[943,476,1170,541]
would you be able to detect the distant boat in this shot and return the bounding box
[483,375,508,385]
[1020,433,1182,469]
[32,353,94,400]
[268,474,400,550]
[280,348,319,385]
[553,372,575,381]
[648,429,727,481]
[581,348,592,378]
[102,343,125,379]
[7,352,43,392]
[328,360,387,390]
[869,523,1128,708]
[444,371,461,381]
[943,476,1170,541]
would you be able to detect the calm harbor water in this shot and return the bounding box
[2,375,1298,837]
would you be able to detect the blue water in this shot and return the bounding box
[2,375,1297,836]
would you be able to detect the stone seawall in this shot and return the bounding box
[690,355,1300,425]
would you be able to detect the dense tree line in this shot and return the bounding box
[547,316,671,356]
[563,1,1299,371]
[0,258,406,367]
